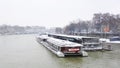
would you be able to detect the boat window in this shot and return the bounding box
[82,38,99,43]
[43,39,46,41]
[67,38,82,44]
[110,37,120,41]
[58,36,67,40]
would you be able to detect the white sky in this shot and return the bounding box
[0,0,120,28]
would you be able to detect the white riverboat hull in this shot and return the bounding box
[83,46,102,51]
[36,35,88,57]
[37,39,65,57]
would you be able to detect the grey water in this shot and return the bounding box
[0,34,120,68]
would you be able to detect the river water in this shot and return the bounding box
[0,34,120,68]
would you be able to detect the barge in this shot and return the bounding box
[36,35,88,57]
[48,34,102,51]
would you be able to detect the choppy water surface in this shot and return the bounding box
[0,34,120,68]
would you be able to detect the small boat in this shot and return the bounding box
[100,36,120,43]
[108,36,120,43]
[99,36,120,51]
[36,35,88,57]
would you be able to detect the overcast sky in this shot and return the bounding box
[0,0,120,28]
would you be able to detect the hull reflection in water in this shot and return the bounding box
[36,35,88,57]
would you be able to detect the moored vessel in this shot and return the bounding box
[36,35,88,57]
[48,34,102,51]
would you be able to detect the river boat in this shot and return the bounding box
[99,36,120,43]
[108,36,120,43]
[48,34,102,51]
[36,35,88,57]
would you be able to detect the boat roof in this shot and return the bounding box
[48,33,99,39]
[109,36,120,38]
[37,35,49,39]
[47,37,83,47]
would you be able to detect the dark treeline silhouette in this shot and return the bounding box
[64,20,91,34]
[63,13,120,35]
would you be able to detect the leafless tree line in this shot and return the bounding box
[62,13,120,34]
